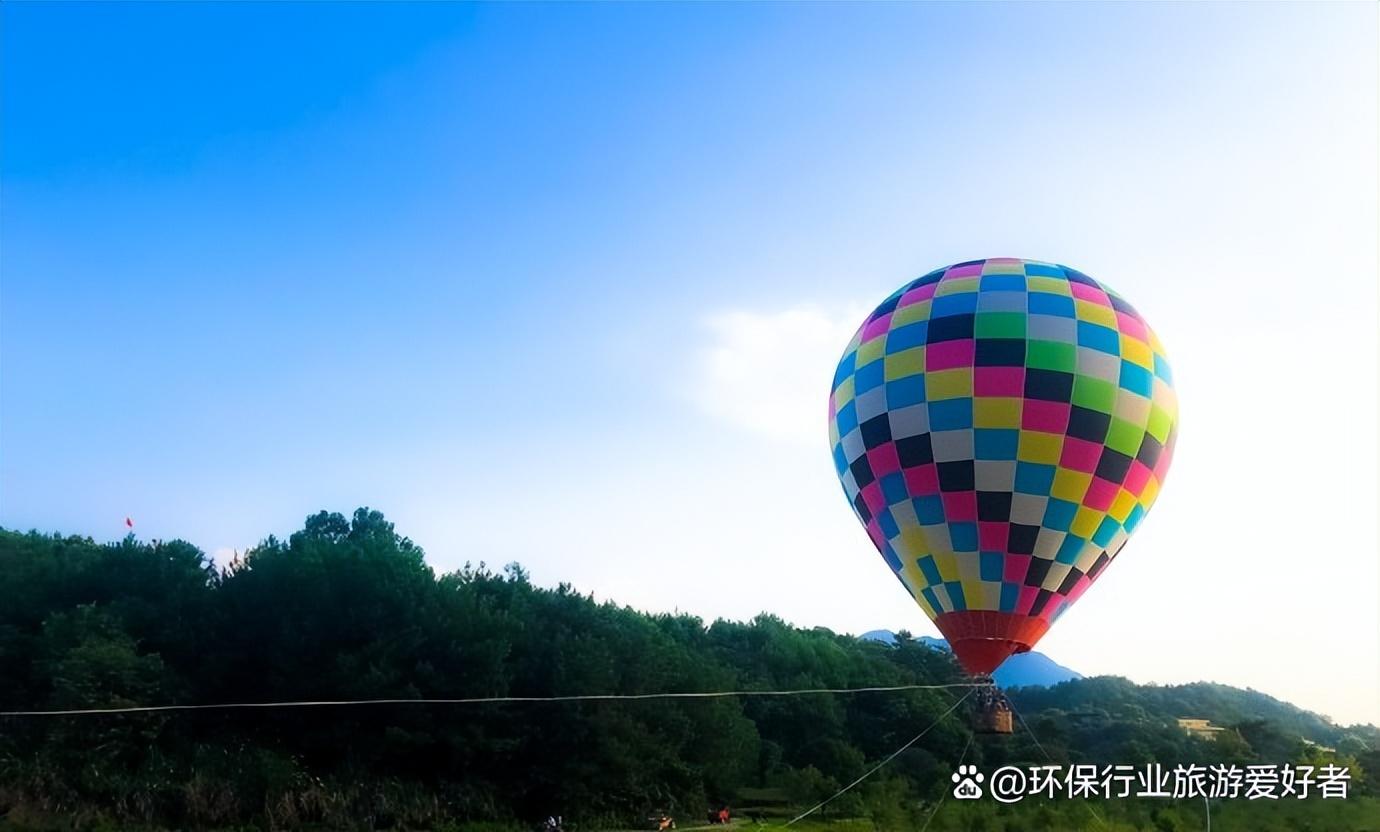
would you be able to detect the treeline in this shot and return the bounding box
[0,509,1376,831]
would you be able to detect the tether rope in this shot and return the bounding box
[918,730,973,832]
[0,682,981,718]
[1010,697,1108,830]
[784,689,973,827]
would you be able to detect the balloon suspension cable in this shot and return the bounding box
[784,689,973,827]
[918,730,973,832]
[1008,697,1107,830]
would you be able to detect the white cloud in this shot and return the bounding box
[210,546,246,569]
[691,303,869,445]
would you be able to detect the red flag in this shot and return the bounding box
[125,517,134,528]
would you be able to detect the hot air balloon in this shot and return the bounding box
[827,258,1176,730]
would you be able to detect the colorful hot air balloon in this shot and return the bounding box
[827,258,1176,678]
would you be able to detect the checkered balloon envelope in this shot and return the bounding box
[827,258,1177,676]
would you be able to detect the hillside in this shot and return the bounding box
[1012,675,1380,753]
[859,630,1378,752]
[1,511,1376,831]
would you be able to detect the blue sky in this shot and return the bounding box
[3,3,1377,724]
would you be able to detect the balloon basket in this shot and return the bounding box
[971,677,1013,735]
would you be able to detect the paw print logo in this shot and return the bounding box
[951,764,984,799]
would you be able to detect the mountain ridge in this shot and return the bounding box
[859,628,1083,688]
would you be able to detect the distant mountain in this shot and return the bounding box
[859,629,1082,688]
[859,629,901,645]
[992,649,1083,689]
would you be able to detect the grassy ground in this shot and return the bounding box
[599,819,874,832]
[6,797,1378,831]
[596,796,1380,832]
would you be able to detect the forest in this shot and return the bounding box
[1,509,1376,831]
